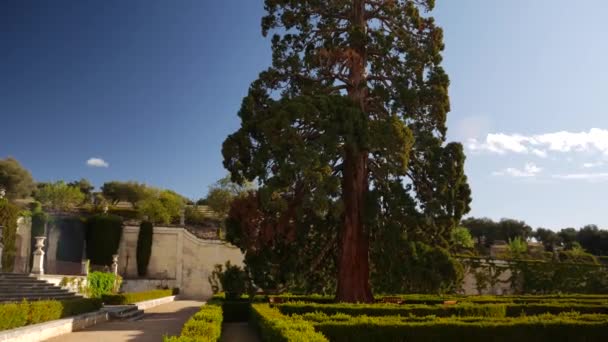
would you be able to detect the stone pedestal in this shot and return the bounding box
[0,241,4,272]
[111,254,118,275]
[81,259,89,275]
[31,236,46,275]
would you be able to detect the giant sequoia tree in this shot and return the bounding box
[223,0,470,302]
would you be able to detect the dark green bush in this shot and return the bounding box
[0,298,102,331]
[209,261,248,300]
[87,271,119,298]
[102,289,174,305]
[250,304,328,342]
[136,221,153,276]
[163,302,223,342]
[85,214,123,265]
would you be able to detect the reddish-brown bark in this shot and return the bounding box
[335,0,374,303]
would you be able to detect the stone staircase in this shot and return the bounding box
[0,273,81,302]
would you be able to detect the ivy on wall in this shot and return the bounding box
[85,214,123,266]
[461,256,608,294]
[136,221,153,277]
[0,199,21,271]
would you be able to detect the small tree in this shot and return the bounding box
[35,181,85,212]
[0,157,35,200]
[451,226,475,252]
[208,261,248,300]
[507,236,528,258]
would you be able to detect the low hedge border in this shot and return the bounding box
[0,298,102,331]
[164,301,223,342]
[102,289,175,305]
[278,302,507,318]
[302,312,608,342]
[251,304,328,342]
[278,302,608,318]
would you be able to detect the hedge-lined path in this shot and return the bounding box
[45,300,204,342]
[220,322,260,342]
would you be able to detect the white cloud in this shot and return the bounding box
[86,158,109,168]
[552,172,608,181]
[582,161,603,168]
[467,128,608,156]
[493,162,542,177]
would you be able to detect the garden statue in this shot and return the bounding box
[0,188,5,199]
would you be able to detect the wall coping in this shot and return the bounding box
[0,310,109,342]
[0,295,177,342]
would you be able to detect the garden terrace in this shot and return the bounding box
[164,294,608,341]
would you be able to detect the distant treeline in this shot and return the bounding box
[462,217,608,256]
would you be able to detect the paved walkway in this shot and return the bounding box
[220,322,260,342]
[46,300,204,342]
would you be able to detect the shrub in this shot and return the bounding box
[136,221,154,276]
[163,302,223,342]
[0,298,102,331]
[85,214,123,265]
[102,289,174,305]
[250,304,328,342]
[88,271,120,298]
[209,261,248,300]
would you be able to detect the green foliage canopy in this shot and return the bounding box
[0,157,35,200]
[34,181,85,212]
[223,0,471,302]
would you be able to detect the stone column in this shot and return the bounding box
[111,254,119,275]
[31,236,46,275]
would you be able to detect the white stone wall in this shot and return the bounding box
[117,226,243,299]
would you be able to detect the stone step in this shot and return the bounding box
[0,283,61,289]
[0,278,51,284]
[0,295,81,303]
[0,288,69,295]
[104,305,145,321]
[0,293,74,300]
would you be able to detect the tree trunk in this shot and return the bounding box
[336,148,374,302]
[335,0,374,303]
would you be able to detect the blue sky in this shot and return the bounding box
[2,1,608,229]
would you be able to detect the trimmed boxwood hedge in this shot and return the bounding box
[164,301,223,342]
[102,289,175,305]
[251,304,328,342]
[277,301,608,318]
[304,312,608,342]
[0,298,102,331]
[278,302,508,318]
